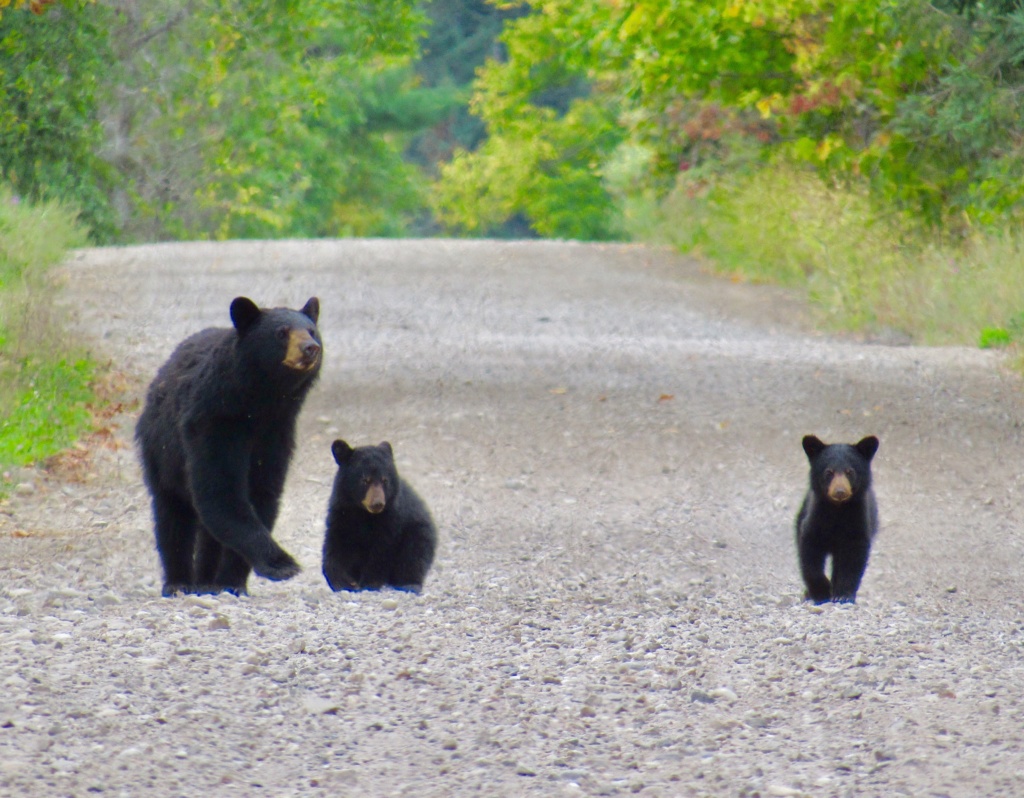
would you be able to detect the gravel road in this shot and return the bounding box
[2,239,1024,797]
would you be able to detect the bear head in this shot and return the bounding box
[802,435,878,505]
[230,296,322,381]
[331,440,399,515]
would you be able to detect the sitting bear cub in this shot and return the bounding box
[322,440,437,593]
[136,296,322,597]
[795,434,880,604]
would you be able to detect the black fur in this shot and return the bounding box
[795,435,879,604]
[322,440,437,593]
[135,296,322,596]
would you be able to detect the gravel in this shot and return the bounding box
[1,239,1023,797]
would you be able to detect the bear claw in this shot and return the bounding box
[254,554,301,581]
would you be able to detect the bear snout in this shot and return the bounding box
[362,484,387,514]
[826,473,853,503]
[282,330,321,371]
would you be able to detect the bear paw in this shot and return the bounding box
[254,551,301,582]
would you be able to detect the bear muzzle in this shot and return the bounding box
[362,484,387,514]
[282,330,322,372]
[826,473,853,503]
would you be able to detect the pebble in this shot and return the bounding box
[301,696,341,715]
[708,687,738,703]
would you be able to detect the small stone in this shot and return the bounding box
[441,738,458,751]
[767,787,804,797]
[14,482,35,496]
[302,696,340,715]
[580,705,597,718]
[208,615,230,630]
[381,598,399,611]
[708,687,738,703]
[690,689,715,704]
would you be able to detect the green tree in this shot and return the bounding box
[2,0,439,241]
[437,0,1024,235]
[0,1,118,239]
[433,1,625,239]
[103,0,433,240]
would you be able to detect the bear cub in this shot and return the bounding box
[322,440,437,593]
[795,435,879,604]
[136,296,322,597]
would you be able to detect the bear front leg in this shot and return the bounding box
[798,537,832,604]
[186,429,300,583]
[322,558,360,592]
[388,529,436,593]
[830,543,870,604]
[213,548,251,595]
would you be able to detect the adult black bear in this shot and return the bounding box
[136,296,322,596]
[795,435,880,604]
[322,440,437,593]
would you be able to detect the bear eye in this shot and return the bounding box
[361,476,371,486]
[845,468,855,479]
[276,327,289,341]
[381,477,389,486]
[823,469,834,480]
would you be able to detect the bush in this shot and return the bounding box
[644,161,1024,346]
[0,185,97,474]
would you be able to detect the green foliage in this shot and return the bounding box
[107,0,434,241]
[645,160,1024,345]
[440,0,1024,237]
[0,357,94,468]
[408,0,526,169]
[0,184,88,289]
[0,1,118,240]
[433,1,626,238]
[979,327,1012,348]
[0,184,97,472]
[0,0,441,242]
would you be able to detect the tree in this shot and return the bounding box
[436,0,1024,235]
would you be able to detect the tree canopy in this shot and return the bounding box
[0,0,446,241]
[435,0,1024,237]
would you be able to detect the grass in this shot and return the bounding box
[0,184,98,483]
[634,161,1024,347]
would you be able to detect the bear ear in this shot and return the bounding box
[802,435,826,461]
[331,439,354,465]
[230,297,262,333]
[855,435,879,462]
[378,441,393,457]
[300,297,320,324]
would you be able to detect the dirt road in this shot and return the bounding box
[2,239,1024,797]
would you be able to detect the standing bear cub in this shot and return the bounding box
[796,435,880,604]
[322,440,437,593]
[136,296,322,597]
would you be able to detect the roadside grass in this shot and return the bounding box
[0,185,98,488]
[635,162,1024,348]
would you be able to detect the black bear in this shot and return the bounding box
[322,440,437,593]
[135,296,322,597]
[795,435,880,604]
